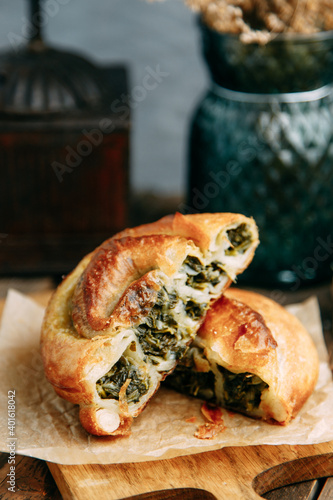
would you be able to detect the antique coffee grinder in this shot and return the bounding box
[0,0,130,275]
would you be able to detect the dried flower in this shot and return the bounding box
[152,0,333,43]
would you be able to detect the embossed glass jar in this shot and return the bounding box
[187,22,333,288]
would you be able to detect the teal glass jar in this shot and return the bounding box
[187,22,333,288]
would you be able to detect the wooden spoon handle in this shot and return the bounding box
[120,488,217,500]
[253,452,333,497]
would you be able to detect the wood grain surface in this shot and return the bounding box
[47,444,333,500]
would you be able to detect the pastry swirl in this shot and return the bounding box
[41,212,259,436]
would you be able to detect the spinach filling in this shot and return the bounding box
[183,256,226,289]
[163,347,216,400]
[164,364,216,402]
[136,324,187,361]
[135,257,226,362]
[96,355,150,403]
[184,300,208,320]
[225,223,253,256]
[218,366,268,413]
[135,287,187,361]
[164,355,268,414]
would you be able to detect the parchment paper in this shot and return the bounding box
[0,289,332,465]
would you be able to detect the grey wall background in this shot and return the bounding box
[0,0,208,197]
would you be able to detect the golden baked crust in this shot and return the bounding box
[166,288,319,425]
[41,212,259,436]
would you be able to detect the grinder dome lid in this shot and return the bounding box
[0,0,111,116]
[0,41,111,116]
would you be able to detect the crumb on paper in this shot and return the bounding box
[194,402,226,440]
[194,422,225,439]
[186,416,197,423]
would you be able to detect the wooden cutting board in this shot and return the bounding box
[2,290,332,500]
[47,442,333,500]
